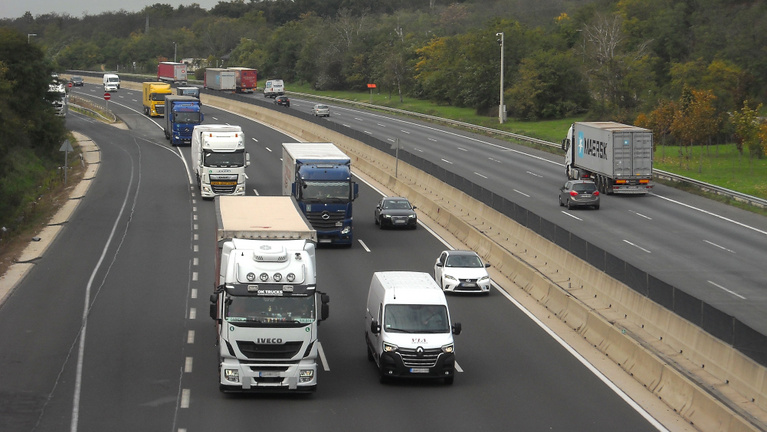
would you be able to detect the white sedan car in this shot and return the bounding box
[311,104,330,117]
[434,250,491,294]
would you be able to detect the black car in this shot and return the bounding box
[374,196,417,229]
[559,179,600,210]
[274,95,290,107]
[70,76,84,86]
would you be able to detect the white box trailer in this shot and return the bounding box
[204,68,236,91]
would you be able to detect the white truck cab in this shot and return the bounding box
[365,271,461,385]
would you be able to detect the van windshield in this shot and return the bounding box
[384,304,449,333]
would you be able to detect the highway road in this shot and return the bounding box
[0,84,674,431]
[267,93,767,339]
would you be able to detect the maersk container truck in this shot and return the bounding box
[204,68,236,91]
[562,121,653,194]
[282,143,359,246]
[157,62,188,85]
[228,67,258,93]
[164,95,203,146]
[209,195,330,392]
[192,124,250,199]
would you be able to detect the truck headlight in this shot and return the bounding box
[341,226,351,235]
[442,344,454,354]
[383,342,398,352]
[224,369,240,383]
[299,369,314,383]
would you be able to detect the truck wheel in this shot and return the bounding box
[196,174,202,191]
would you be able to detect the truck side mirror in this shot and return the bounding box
[452,322,462,335]
[209,294,219,320]
[353,182,359,200]
[321,303,329,321]
[246,152,250,167]
[370,320,381,335]
[561,138,569,151]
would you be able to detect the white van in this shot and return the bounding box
[365,271,461,384]
[263,79,284,98]
[103,73,120,91]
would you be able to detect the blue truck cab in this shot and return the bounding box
[282,143,359,246]
[164,95,203,146]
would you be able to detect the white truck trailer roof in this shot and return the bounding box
[215,196,317,242]
[283,142,349,160]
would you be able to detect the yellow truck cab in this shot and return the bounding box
[142,81,172,117]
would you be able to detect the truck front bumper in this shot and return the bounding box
[219,358,318,393]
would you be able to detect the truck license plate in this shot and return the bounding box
[258,371,280,378]
[211,181,236,186]
[409,368,429,374]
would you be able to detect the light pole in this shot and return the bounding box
[27,33,37,43]
[173,42,177,62]
[496,32,505,124]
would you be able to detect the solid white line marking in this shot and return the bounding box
[358,239,371,252]
[708,280,746,299]
[703,240,735,254]
[318,342,330,371]
[651,193,767,237]
[623,239,651,254]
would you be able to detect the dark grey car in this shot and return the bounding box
[374,197,417,229]
[559,180,600,210]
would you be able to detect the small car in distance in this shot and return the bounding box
[559,179,600,210]
[70,76,84,86]
[434,250,492,294]
[374,196,417,229]
[312,104,330,117]
[274,95,290,107]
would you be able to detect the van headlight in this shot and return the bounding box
[383,342,398,352]
[442,344,454,354]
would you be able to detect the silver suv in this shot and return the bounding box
[559,180,600,210]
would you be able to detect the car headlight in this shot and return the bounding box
[444,274,457,281]
[382,214,391,218]
[383,342,398,352]
[442,344,454,354]
[478,275,490,282]
[408,214,416,219]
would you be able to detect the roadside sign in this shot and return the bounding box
[104,92,111,100]
[68,82,72,88]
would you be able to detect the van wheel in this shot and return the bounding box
[444,376,454,385]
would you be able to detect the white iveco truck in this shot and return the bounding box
[209,196,330,392]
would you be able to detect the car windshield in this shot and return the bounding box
[446,254,483,268]
[226,295,315,327]
[384,304,449,333]
[382,199,411,210]
[573,183,597,193]
[316,105,328,110]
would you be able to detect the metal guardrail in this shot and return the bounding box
[291,91,767,210]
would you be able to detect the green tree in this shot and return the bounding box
[731,101,764,159]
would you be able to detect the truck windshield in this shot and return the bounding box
[384,304,449,333]
[151,93,167,102]
[174,112,201,124]
[227,296,315,326]
[204,150,245,167]
[301,181,350,202]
